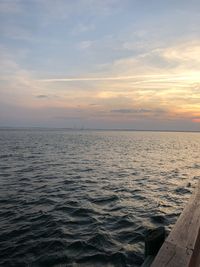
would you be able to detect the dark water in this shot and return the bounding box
[0,129,200,267]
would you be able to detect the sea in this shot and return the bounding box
[0,129,200,267]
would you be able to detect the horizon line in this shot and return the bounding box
[0,126,200,133]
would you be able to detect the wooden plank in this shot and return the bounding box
[189,227,200,267]
[151,240,193,267]
[167,183,200,250]
[151,181,200,267]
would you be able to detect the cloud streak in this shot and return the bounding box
[111,108,152,113]
[38,73,200,83]
[36,95,48,98]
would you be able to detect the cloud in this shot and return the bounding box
[38,73,190,82]
[37,0,120,25]
[161,42,200,63]
[71,23,95,34]
[78,40,94,50]
[104,39,200,76]
[36,95,48,98]
[111,108,152,114]
[1,24,35,42]
[55,116,83,120]
[0,1,22,14]
[0,45,19,73]
[109,108,168,120]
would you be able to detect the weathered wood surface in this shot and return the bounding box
[151,181,200,267]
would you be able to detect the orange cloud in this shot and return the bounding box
[192,118,200,123]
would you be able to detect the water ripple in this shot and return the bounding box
[0,130,200,266]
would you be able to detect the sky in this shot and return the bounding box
[0,0,200,130]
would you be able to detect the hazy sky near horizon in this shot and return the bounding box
[1,0,200,130]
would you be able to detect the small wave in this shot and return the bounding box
[150,215,166,224]
[73,168,94,173]
[71,207,95,217]
[131,171,139,176]
[174,187,191,195]
[55,205,76,213]
[0,154,13,159]
[34,253,69,267]
[193,176,200,180]
[87,232,117,252]
[74,250,143,267]
[90,195,119,205]
[133,194,147,201]
[191,163,200,169]
[110,215,136,230]
[0,166,11,171]
[115,229,143,243]
[1,225,31,242]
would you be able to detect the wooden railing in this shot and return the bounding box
[150,181,200,267]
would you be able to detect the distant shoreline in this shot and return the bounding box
[0,126,200,133]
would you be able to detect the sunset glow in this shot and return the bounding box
[0,0,200,130]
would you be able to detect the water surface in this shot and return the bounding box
[0,129,200,266]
